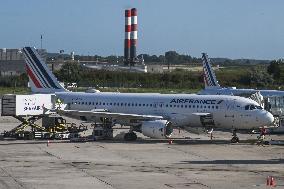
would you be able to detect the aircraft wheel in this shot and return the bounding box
[124,132,137,141]
[231,136,239,143]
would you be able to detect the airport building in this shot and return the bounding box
[0,48,47,76]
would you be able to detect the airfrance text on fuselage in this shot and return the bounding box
[170,99,223,104]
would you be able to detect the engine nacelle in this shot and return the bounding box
[141,120,173,139]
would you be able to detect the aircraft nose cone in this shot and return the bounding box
[262,112,274,125]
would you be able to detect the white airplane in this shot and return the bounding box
[199,53,284,98]
[22,47,274,142]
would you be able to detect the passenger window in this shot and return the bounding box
[185,105,187,108]
[189,105,191,108]
[89,102,91,105]
[170,105,172,107]
[216,106,218,109]
[197,105,199,108]
[110,103,112,105]
[103,103,105,105]
[245,105,249,110]
[166,104,168,107]
[181,105,183,108]
[193,105,195,108]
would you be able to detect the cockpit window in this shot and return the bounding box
[250,105,256,110]
[256,106,263,110]
[245,104,263,110]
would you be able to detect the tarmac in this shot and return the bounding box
[0,101,284,188]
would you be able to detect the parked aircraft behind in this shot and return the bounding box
[22,47,274,142]
[199,53,284,98]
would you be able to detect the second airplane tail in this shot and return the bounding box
[202,53,220,88]
[22,47,67,93]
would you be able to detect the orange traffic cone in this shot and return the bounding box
[266,176,270,186]
[271,177,276,187]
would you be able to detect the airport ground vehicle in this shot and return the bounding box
[1,94,87,140]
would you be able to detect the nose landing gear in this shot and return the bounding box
[231,129,239,143]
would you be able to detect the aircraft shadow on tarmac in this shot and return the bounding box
[177,159,284,165]
[0,140,69,146]
[93,139,232,145]
[1,138,283,146]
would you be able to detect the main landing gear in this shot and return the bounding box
[124,132,137,141]
[231,129,240,143]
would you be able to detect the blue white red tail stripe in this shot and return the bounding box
[24,48,50,88]
[25,64,42,88]
[23,47,66,93]
[25,47,60,89]
[202,53,220,88]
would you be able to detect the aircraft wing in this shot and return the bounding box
[192,112,212,116]
[56,109,163,121]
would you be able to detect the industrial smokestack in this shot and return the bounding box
[124,9,131,65]
[130,8,137,65]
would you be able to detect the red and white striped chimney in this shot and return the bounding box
[124,9,131,64]
[130,8,137,64]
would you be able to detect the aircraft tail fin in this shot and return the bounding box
[22,47,66,93]
[202,53,220,88]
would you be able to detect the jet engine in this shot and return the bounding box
[141,120,173,139]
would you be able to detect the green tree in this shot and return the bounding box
[165,51,179,64]
[55,63,82,83]
[267,60,281,80]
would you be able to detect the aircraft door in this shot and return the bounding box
[224,99,236,128]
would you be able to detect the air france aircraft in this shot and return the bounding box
[199,53,284,98]
[22,47,274,142]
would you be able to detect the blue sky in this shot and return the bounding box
[1,0,284,59]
